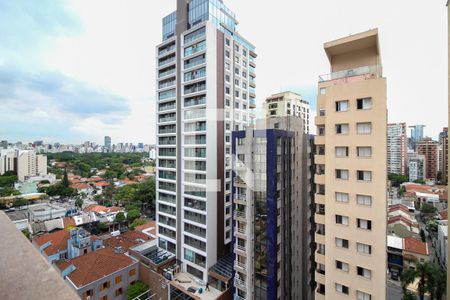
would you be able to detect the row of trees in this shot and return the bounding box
[0,171,20,197]
[401,261,446,300]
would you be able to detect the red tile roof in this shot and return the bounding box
[63,217,76,228]
[70,183,91,190]
[439,210,448,220]
[84,205,124,214]
[388,215,418,228]
[85,176,103,183]
[56,247,136,288]
[388,204,410,213]
[34,229,70,256]
[404,237,429,256]
[95,181,110,187]
[135,221,157,237]
[104,230,151,251]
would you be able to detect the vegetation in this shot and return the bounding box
[13,198,28,207]
[113,178,156,210]
[421,203,438,214]
[426,219,439,232]
[0,187,21,197]
[398,186,406,197]
[22,229,31,240]
[389,173,409,187]
[62,168,70,187]
[414,179,426,184]
[75,197,83,209]
[130,218,146,230]
[115,212,125,224]
[38,183,76,197]
[127,281,149,300]
[0,171,18,188]
[400,261,447,300]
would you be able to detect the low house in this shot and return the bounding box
[135,221,157,239]
[403,237,430,269]
[387,235,404,273]
[5,209,29,231]
[28,203,66,222]
[104,230,152,252]
[84,205,124,223]
[57,247,139,300]
[388,204,419,236]
[33,229,71,263]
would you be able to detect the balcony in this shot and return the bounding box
[234,260,247,273]
[158,43,176,56]
[318,64,381,83]
[235,194,247,205]
[315,213,325,225]
[234,277,247,290]
[235,226,247,239]
[314,174,325,185]
[249,98,256,108]
[235,244,247,256]
[158,55,176,67]
[234,210,246,222]
[315,115,325,126]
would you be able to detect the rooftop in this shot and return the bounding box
[34,229,70,256]
[6,209,28,221]
[135,220,157,238]
[57,247,137,288]
[104,230,152,251]
[171,272,223,300]
[404,237,429,256]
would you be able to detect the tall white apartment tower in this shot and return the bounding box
[155,0,256,282]
[387,123,408,176]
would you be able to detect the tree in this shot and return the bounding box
[401,268,417,297]
[115,212,125,223]
[127,281,148,300]
[421,203,437,214]
[426,220,439,232]
[115,185,136,206]
[62,168,70,187]
[75,197,83,209]
[416,262,432,300]
[0,187,21,197]
[126,209,140,222]
[389,173,409,187]
[130,218,146,230]
[13,198,28,207]
[435,269,447,300]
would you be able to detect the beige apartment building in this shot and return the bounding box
[314,29,387,300]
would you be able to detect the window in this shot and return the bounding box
[319,87,326,95]
[225,87,230,95]
[335,238,349,249]
[357,170,372,181]
[225,50,230,58]
[225,38,230,46]
[357,291,372,300]
[100,281,110,291]
[225,74,230,82]
[336,260,349,272]
[335,283,349,294]
[357,218,372,230]
[234,79,239,86]
[225,62,230,70]
[82,289,94,300]
[357,147,372,157]
[101,296,108,300]
[357,122,372,134]
[336,169,349,180]
[115,275,122,284]
[318,126,325,136]
[129,268,136,276]
[235,91,239,98]
[335,147,349,157]
[242,71,247,78]
[243,49,247,56]
[115,288,123,296]
[357,266,372,279]
[357,194,372,206]
[336,124,349,134]
[336,192,349,203]
[336,215,349,225]
[357,97,372,110]
[357,243,372,254]
[242,82,247,89]
[336,100,349,112]
[235,67,239,75]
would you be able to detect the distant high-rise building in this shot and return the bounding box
[409,125,426,150]
[0,140,8,149]
[138,143,144,149]
[418,138,438,180]
[104,136,112,152]
[155,0,257,284]
[314,29,387,299]
[387,123,408,175]
[439,127,448,183]
[409,152,425,182]
[0,150,47,181]
[232,115,311,299]
[263,91,311,134]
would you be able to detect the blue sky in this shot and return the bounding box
[0,0,447,144]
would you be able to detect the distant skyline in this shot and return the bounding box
[0,0,447,144]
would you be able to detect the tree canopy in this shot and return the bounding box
[127,281,149,300]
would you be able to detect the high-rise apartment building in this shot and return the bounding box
[155,0,256,282]
[314,29,387,299]
[263,91,311,134]
[409,125,426,150]
[418,137,438,180]
[231,116,311,300]
[104,136,112,152]
[408,152,425,182]
[439,127,448,183]
[387,123,408,175]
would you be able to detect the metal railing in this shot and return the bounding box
[318,65,381,82]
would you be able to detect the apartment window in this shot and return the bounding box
[357,97,373,110]
[336,215,349,225]
[357,146,372,158]
[357,122,372,134]
[234,44,239,52]
[318,126,325,136]
[336,100,349,112]
[100,281,110,291]
[357,218,372,230]
[242,82,247,89]
[357,194,372,206]
[225,74,230,82]
[242,71,247,78]
[129,268,136,276]
[225,99,230,107]
[242,93,247,100]
[225,62,230,70]
[235,91,239,98]
[317,263,326,275]
[335,283,349,295]
[317,145,325,155]
[82,289,94,300]
[115,288,123,296]
[237,138,245,145]
[336,260,349,272]
[357,243,372,254]
[335,146,349,157]
[115,275,122,284]
[335,238,349,249]
[235,101,240,109]
[357,266,372,279]
[243,61,247,67]
[319,108,325,116]
[336,169,349,180]
[225,50,230,58]
[243,49,247,56]
[336,124,349,134]
[225,38,230,46]
[235,67,239,75]
[317,243,325,255]
[357,291,372,300]
[225,87,230,95]
[357,170,372,181]
[336,192,349,203]
[319,87,326,95]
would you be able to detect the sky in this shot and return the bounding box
[0,0,447,144]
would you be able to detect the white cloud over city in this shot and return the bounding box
[0,0,447,144]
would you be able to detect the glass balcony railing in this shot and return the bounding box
[159,160,176,169]
[159,171,176,180]
[158,55,176,67]
[158,80,176,89]
[158,115,176,123]
[318,65,381,82]
[184,96,206,108]
[249,66,256,74]
[184,27,206,44]
[158,44,175,56]
[159,227,176,239]
[159,89,176,101]
[158,125,176,134]
[159,193,176,204]
[158,102,176,112]
[184,40,206,57]
[159,67,176,78]
[184,235,206,251]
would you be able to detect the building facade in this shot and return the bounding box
[439,127,448,183]
[409,125,426,150]
[104,136,112,152]
[231,116,310,300]
[155,0,256,283]
[314,29,387,299]
[0,149,47,181]
[408,152,425,182]
[263,91,311,134]
[387,123,408,176]
[418,138,438,180]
